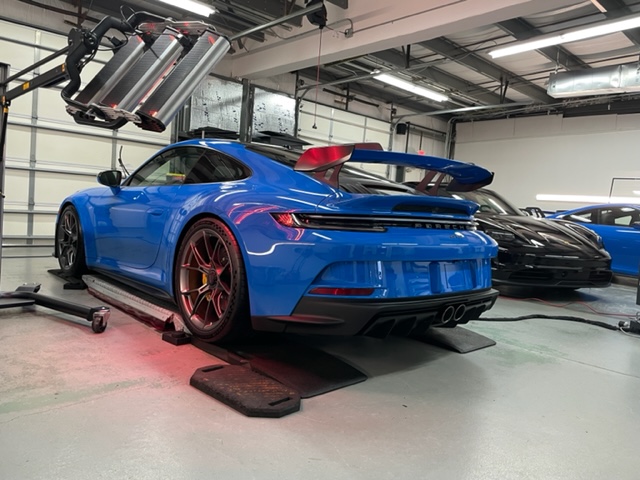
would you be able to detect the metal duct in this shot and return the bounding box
[548,63,640,98]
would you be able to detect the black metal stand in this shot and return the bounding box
[0,64,110,333]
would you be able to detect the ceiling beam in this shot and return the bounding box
[419,37,555,103]
[367,49,507,105]
[497,18,590,70]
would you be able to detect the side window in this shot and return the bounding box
[126,147,193,187]
[183,149,249,184]
[565,210,596,224]
[598,207,637,226]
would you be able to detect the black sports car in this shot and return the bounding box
[406,183,613,289]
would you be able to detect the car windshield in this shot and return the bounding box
[246,143,417,196]
[448,189,522,216]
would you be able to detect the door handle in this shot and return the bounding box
[148,208,164,216]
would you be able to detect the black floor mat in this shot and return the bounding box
[191,337,367,399]
[190,364,300,417]
[230,341,368,398]
[47,269,86,290]
[413,326,496,354]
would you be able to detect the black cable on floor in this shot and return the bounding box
[478,314,619,331]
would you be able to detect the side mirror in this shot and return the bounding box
[631,221,640,230]
[97,170,122,187]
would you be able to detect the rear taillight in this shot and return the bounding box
[271,213,475,232]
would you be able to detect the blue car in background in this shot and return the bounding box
[55,140,499,343]
[547,204,640,276]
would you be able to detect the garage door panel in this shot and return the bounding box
[366,118,390,132]
[32,214,57,237]
[39,31,69,50]
[352,163,389,176]
[34,171,97,205]
[6,125,32,161]
[332,108,366,126]
[36,130,112,167]
[6,89,33,117]
[299,111,331,138]
[3,170,31,205]
[364,129,390,146]
[1,21,36,42]
[37,87,74,123]
[332,124,365,144]
[2,43,37,72]
[3,213,29,237]
[117,140,163,171]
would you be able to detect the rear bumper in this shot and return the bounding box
[492,252,613,288]
[251,288,499,338]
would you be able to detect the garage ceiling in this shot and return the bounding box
[23,0,640,120]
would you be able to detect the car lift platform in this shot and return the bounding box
[83,273,496,418]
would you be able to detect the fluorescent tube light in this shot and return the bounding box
[536,194,640,204]
[490,13,640,58]
[374,73,449,102]
[156,0,215,17]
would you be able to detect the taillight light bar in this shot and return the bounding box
[271,212,476,232]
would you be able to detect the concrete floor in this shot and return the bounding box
[1,257,639,480]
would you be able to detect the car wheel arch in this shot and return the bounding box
[170,213,250,298]
[55,201,81,259]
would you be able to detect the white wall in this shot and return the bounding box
[454,114,640,212]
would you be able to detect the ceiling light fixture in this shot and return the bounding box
[374,73,449,102]
[155,0,215,17]
[489,13,640,58]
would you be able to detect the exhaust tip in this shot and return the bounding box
[454,304,467,322]
[442,305,455,323]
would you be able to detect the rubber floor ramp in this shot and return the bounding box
[413,326,496,354]
[190,364,301,417]
[229,342,367,398]
[48,269,86,290]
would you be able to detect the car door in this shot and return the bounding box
[92,147,198,269]
[592,207,640,275]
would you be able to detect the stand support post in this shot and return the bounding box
[0,62,10,288]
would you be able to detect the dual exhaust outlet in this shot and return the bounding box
[441,304,467,324]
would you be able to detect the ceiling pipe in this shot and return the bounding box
[230,2,323,42]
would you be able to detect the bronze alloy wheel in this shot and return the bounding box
[175,218,249,343]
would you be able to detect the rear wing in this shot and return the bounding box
[294,143,493,192]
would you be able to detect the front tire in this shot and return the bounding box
[174,218,250,343]
[56,205,87,277]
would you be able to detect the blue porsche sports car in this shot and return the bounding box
[547,204,640,276]
[55,140,499,343]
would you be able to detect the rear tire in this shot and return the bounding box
[174,218,250,343]
[56,205,87,277]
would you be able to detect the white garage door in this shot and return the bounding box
[297,100,392,177]
[1,20,171,255]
